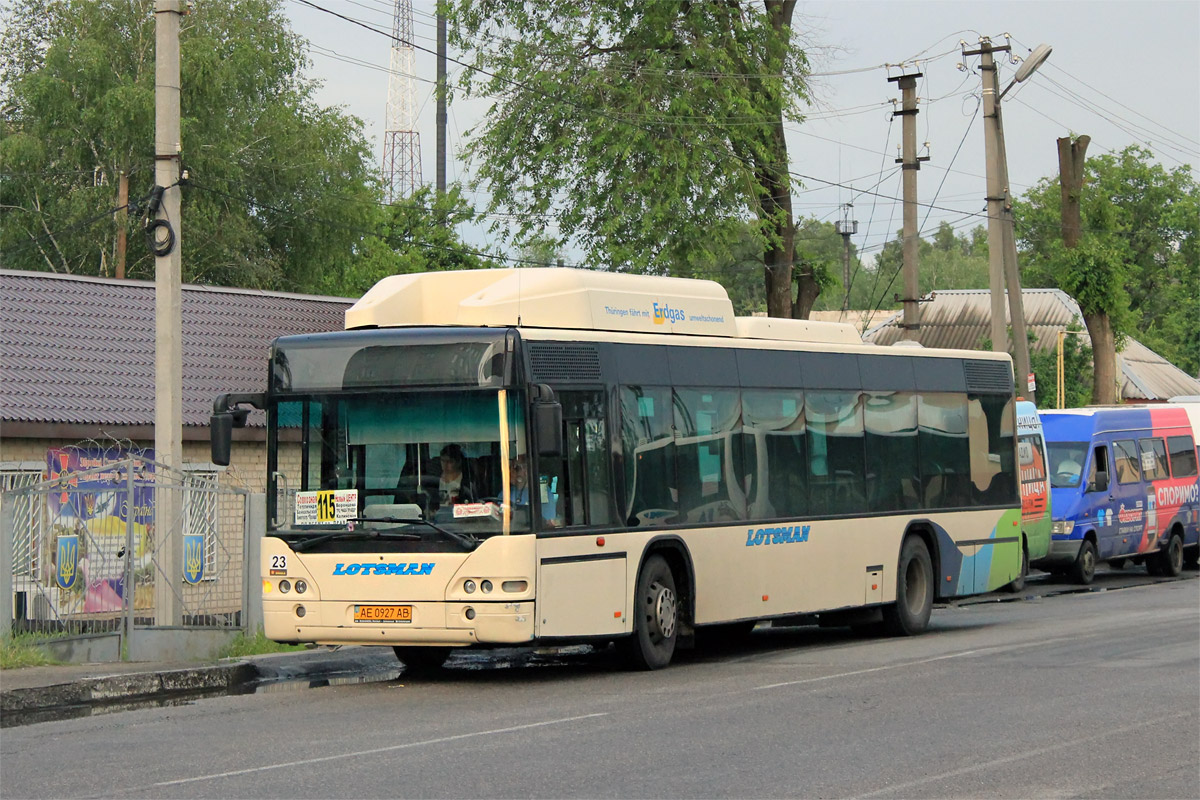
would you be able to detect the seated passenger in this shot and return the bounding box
[436,444,474,507]
[510,455,559,525]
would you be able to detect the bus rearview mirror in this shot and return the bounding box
[211,412,233,466]
[535,402,563,457]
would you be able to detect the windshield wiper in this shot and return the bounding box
[289,528,421,553]
[350,516,481,551]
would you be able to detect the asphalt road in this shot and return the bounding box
[2,573,1197,799]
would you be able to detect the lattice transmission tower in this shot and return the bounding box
[382,0,421,202]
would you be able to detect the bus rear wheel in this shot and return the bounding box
[882,536,933,636]
[622,554,679,670]
[1003,544,1029,593]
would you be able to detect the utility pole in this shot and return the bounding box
[834,204,857,321]
[115,171,128,279]
[996,94,1034,401]
[969,39,1011,365]
[154,0,184,626]
[889,71,928,340]
[436,7,447,196]
[966,36,1044,400]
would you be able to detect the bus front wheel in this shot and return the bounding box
[393,646,450,674]
[882,536,933,636]
[622,554,679,670]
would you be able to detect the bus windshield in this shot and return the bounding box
[269,389,527,540]
[1047,441,1088,488]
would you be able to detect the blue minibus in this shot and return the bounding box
[1040,405,1199,584]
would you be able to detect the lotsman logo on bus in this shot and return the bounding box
[333,562,434,576]
[1158,484,1199,506]
[652,301,686,325]
[745,525,810,546]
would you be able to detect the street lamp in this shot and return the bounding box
[965,38,1051,401]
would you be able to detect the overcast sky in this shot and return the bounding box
[285,0,1200,263]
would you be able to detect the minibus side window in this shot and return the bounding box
[1087,445,1110,493]
[1167,435,1198,478]
[1138,438,1169,481]
[1112,439,1141,484]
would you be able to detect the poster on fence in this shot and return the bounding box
[45,446,155,612]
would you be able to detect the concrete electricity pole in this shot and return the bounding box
[154,0,184,625]
[889,71,928,340]
[965,37,1050,400]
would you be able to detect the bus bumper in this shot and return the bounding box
[263,599,536,646]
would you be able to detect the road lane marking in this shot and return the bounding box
[751,633,1086,691]
[111,712,608,793]
[853,711,1195,798]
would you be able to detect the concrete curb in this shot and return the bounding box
[1,662,259,713]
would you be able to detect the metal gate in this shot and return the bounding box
[1,456,251,647]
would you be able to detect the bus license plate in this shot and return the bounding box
[354,605,412,623]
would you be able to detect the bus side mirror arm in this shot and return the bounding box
[210,392,266,467]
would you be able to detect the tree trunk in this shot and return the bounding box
[760,0,804,319]
[793,262,819,318]
[759,101,795,318]
[1082,311,1118,405]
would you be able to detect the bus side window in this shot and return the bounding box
[551,390,614,528]
[1088,445,1109,493]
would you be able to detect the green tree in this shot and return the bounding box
[1016,145,1199,386]
[1029,325,1093,410]
[313,186,496,299]
[0,0,379,291]
[864,222,991,313]
[447,0,814,318]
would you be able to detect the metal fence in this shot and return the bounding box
[1,456,251,643]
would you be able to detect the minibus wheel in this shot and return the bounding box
[1185,547,1199,570]
[1070,539,1097,585]
[1156,532,1184,577]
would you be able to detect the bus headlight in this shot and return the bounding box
[294,579,307,594]
[464,579,477,593]
[1052,520,1075,536]
[279,579,291,593]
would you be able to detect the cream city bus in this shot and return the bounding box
[210,269,1022,670]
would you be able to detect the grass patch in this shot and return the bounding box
[218,630,307,660]
[1,634,63,670]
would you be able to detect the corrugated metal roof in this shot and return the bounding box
[0,270,352,428]
[863,288,1200,401]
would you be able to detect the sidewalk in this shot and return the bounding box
[0,646,401,720]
